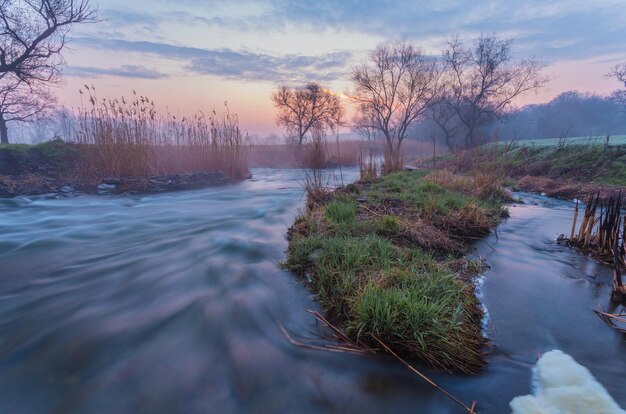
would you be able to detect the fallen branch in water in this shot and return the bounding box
[305,309,377,353]
[279,310,378,355]
[279,325,370,355]
[594,307,626,334]
[370,335,478,414]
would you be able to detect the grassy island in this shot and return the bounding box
[284,169,508,374]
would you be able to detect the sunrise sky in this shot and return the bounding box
[59,0,626,137]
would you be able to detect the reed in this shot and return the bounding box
[358,149,378,181]
[560,192,626,302]
[73,86,249,180]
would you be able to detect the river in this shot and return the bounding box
[0,168,624,413]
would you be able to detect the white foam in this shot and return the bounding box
[510,350,625,414]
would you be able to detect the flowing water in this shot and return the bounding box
[0,169,624,413]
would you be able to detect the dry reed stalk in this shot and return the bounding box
[381,148,404,175]
[612,223,626,302]
[570,199,579,240]
[305,310,378,353]
[563,192,625,303]
[594,307,626,333]
[279,309,378,355]
[371,335,479,414]
[73,86,249,180]
[358,149,378,181]
[280,325,368,354]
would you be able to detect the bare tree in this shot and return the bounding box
[609,63,626,112]
[0,0,96,143]
[442,34,547,148]
[610,64,626,87]
[0,74,55,143]
[352,111,383,141]
[428,97,464,150]
[271,82,344,145]
[0,0,96,83]
[350,41,440,164]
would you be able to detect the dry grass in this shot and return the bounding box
[247,140,360,169]
[381,149,404,175]
[284,170,508,374]
[358,149,378,181]
[424,169,508,201]
[74,86,249,179]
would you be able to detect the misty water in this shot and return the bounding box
[0,168,624,413]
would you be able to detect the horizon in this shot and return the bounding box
[50,1,626,137]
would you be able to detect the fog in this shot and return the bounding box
[411,90,626,150]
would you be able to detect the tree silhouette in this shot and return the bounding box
[271,82,344,145]
[351,41,440,167]
[441,34,547,148]
[0,0,97,143]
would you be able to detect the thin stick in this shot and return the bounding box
[306,310,352,343]
[570,198,579,240]
[280,325,368,355]
[371,335,478,414]
[306,310,378,353]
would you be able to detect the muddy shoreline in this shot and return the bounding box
[0,170,246,198]
[515,175,625,201]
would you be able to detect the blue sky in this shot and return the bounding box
[59,0,626,135]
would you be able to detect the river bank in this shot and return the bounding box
[284,169,509,374]
[487,143,625,200]
[0,170,238,197]
[1,168,624,413]
[425,143,626,201]
[0,140,245,197]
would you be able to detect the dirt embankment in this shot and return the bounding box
[502,144,626,199]
[516,176,622,201]
[0,140,238,198]
[432,144,626,200]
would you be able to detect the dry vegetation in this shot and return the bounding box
[284,169,508,374]
[442,140,626,199]
[74,86,249,180]
[559,193,626,303]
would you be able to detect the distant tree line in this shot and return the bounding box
[272,36,626,166]
[412,90,626,148]
[490,91,626,140]
[273,34,548,165]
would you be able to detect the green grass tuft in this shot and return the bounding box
[325,200,357,224]
[284,170,506,373]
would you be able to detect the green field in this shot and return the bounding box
[503,135,626,148]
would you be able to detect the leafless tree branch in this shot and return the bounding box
[0,0,96,142]
[271,82,344,145]
[441,34,548,148]
[350,41,441,159]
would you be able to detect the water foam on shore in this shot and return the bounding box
[510,350,625,414]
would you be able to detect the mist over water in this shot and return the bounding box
[0,170,624,413]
